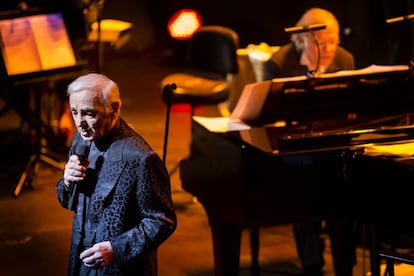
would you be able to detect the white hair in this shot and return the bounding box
[291,8,340,50]
[67,73,122,112]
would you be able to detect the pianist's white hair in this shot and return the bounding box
[291,7,340,51]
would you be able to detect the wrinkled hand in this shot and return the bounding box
[79,241,115,268]
[63,155,88,189]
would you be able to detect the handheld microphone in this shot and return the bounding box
[285,24,326,34]
[68,143,90,211]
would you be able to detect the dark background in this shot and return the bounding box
[2,0,414,70]
[133,0,414,68]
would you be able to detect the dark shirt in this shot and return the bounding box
[264,42,355,80]
[82,142,101,248]
[263,41,357,275]
[83,120,121,248]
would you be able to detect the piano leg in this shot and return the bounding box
[211,223,242,276]
[250,227,260,276]
[368,224,381,276]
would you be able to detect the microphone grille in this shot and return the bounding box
[75,144,90,161]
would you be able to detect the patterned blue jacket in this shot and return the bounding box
[56,118,177,275]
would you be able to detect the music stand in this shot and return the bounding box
[86,0,132,73]
[0,10,83,196]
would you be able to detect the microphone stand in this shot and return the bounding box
[161,83,177,165]
[307,30,321,77]
[284,24,324,77]
[96,0,105,73]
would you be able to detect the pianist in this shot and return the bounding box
[264,7,356,276]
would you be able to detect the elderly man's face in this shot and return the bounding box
[301,28,339,72]
[69,90,113,141]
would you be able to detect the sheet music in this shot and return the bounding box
[30,13,76,70]
[268,64,410,84]
[0,13,76,76]
[319,64,410,79]
[230,80,272,121]
[0,17,42,75]
[193,116,251,133]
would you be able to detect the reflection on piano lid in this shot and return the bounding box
[365,141,414,157]
[238,123,414,155]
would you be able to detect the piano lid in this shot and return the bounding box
[257,64,414,125]
[224,63,414,155]
[230,63,414,127]
[188,113,414,156]
[237,119,414,155]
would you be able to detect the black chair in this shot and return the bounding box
[160,25,239,165]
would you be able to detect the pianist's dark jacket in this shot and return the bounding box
[264,42,355,79]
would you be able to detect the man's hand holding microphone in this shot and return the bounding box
[64,144,90,211]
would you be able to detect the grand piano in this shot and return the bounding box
[178,63,414,276]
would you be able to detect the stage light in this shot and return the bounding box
[167,9,202,40]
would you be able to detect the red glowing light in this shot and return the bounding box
[167,9,202,40]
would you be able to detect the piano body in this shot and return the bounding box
[179,64,414,276]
